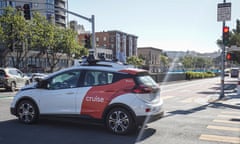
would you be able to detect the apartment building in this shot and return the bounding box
[79,30,138,63]
[0,0,68,28]
[138,47,163,73]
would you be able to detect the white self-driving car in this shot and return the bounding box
[10,60,163,135]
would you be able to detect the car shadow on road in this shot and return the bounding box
[0,118,156,144]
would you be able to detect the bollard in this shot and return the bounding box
[237,78,240,95]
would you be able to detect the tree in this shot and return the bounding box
[160,54,169,72]
[59,28,88,59]
[216,19,240,64]
[0,7,30,68]
[0,9,86,71]
[180,56,213,70]
[30,12,89,72]
[217,19,240,47]
[127,56,144,67]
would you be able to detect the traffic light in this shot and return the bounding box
[237,20,240,33]
[84,35,91,48]
[226,52,236,61]
[23,4,31,20]
[223,26,229,45]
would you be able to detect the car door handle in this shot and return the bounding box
[65,92,74,95]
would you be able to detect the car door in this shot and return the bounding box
[78,70,116,119]
[38,70,81,114]
[8,69,25,88]
[15,69,26,88]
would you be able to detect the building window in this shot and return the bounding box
[33,3,39,8]
[46,0,54,4]
[96,37,99,42]
[110,37,114,42]
[9,1,16,7]
[103,37,107,41]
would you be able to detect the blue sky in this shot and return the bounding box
[68,0,240,53]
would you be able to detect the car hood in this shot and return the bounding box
[20,82,37,91]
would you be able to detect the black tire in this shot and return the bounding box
[105,107,135,135]
[16,100,39,124]
[25,80,30,85]
[10,82,16,92]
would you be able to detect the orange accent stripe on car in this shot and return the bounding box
[80,78,135,119]
[119,68,146,75]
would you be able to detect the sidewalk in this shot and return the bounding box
[207,77,240,110]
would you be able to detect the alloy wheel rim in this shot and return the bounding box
[108,111,129,133]
[18,103,35,123]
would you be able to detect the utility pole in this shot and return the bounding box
[217,0,231,99]
[220,18,226,99]
[55,7,96,57]
[220,0,226,99]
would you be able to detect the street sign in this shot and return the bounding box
[217,2,231,22]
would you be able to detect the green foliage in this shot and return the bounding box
[0,7,29,68]
[180,56,213,69]
[186,71,216,80]
[127,56,144,67]
[0,9,84,71]
[217,19,240,47]
[160,54,169,66]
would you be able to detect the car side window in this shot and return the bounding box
[9,70,18,76]
[98,72,114,85]
[84,71,95,86]
[84,71,114,86]
[16,70,23,77]
[48,70,81,90]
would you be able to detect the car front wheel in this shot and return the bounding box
[10,82,16,92]
[105,107,135,135]
[17,100,38,124]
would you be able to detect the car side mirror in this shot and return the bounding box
[35,78,42,83]
[36,79,48,89]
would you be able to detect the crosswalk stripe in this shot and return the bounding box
[213,119,240,125]
[180,97,193,103]
[161,96,174,100]
[207,125,240,132]
[199,134,240,144]
[218,115,240,119]
[221,111,240,115]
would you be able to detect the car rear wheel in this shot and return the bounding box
[105,107,135,135]
[17,100,38,124]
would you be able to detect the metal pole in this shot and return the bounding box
[55,7,96,57]
[91,15,96,57]
[220,0,226,99]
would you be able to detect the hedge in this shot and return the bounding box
[186,71,216,80]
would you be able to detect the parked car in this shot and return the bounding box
[0,67,30,92]
[224,68,230,77]
[29,73,48,83]
[230,68,239,78]
[10,59,164,135]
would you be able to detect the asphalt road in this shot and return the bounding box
[0,77,239,144]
